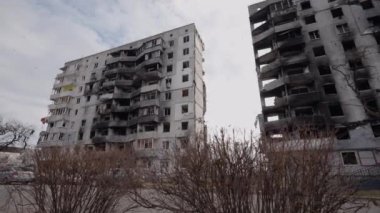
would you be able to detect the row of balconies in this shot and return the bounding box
[97,98,160,115]
[262,91,321,114]
[264,115,327,132]
[261,72,314,94]
[260,53,308,79]
[93,114,161,129]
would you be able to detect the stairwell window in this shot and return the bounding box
[181,122,188,130]
[182,89,189,97]
[301,1,311,10]
[163,123,170,132]
[165,92,171,100]
[183,48,189,55]
[182,74,189,82]
[182,104,188,113]
[167,65,173,72]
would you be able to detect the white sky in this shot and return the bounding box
[0,0,262,142]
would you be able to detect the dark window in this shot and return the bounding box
[342,40,356,51]
[309,30,320,40]
[356,80,371,91]
[182,105,188,113]
[78,131,84,140]
[329,104,344,116]
[86,96,91,102]
[94,63,98,68]
[81,120,86,126]
[290,87,308,94]
[323,84,337,94]
[182,89,189,97]
[169,40,174,47]
[361,0,374,10]
[183,48,189,55]
[287,68,304,75]
[75,109,78,115]
[313,46,326,57]
[371,124,380,137]
[336,23,350,34]
[168,52,173,59]
[77,98,81,104]
[182,74,189,82]
[349,60,363,69]
[181,122,188,130]
[164,107,171,116]
[183,61,190,69]
[304,15,316,24]
[163,123,170,132]
[341,152,358,165]
[165,92,171,100]
[331,8,343,18]
[301,1,311,10]
[90,131,95,139]
[183,36,190,43]
[336,128,350,139]
[167,65,173,72]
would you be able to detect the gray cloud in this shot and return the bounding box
[0,0,262,142]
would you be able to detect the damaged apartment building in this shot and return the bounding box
[38,24,206,169]
[249,0,380,169]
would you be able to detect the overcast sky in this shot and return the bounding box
[0,0,262,141]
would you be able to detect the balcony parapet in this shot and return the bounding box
[264,115,327,131]
[252,20,300,45]
[138,115,160,124]
[260,53,308,79]
[107,55,137,65]
[104,67,135,77]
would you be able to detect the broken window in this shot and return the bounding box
[329,104,344,116]
[349,60,363,69]
[182,104,189,113]
[341,152,358,165]
[145,125,155,132]
[336,23,350,34]
[78,131,84,140]
[313,46,326,57]
[163,123,170,132]
[90,131,95,139]
[308,30,320,40]
[323,84,337,94]
[342,40,356,51]
[356,80,371,91]
[331,8,343,18]
[290,87,308,94]
[168,52,173,59]
[304,15,316,24]
[164,107,171,116]
[301,1,311,10]
[295,107,313,116]
[371,124,380,137]
[361,0,374,10]
[167,65,173,72]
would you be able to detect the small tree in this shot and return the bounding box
[0,117,34,151]
[8,147,137,213]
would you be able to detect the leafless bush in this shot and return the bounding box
[8,147,137,213]
[128,129,362,213]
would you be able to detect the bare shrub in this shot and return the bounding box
[128,129,362,213]
[9,147,137,213]
[0,117,34,151]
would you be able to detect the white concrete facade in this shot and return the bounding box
[39,24,206,169]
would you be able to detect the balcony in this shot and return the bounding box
[47,114,69,122]
[140,84,160,93]
[102,80,116,88]
[264,115,326,131]
[104,67,135,77]
[277,37,304,50]
[140,99,160,108]
[111,105,131,113]
[252,20,300,45]
[138,43,164,57]
[261,79,285,93]
[284,72,313,86]
[138,115,160,124]
[270,6,296,18]
[93,121,110,129]
[115,79,133,88]
[260,54,308,79]
[287,91,321,107]
[107,55,136,65]
[48,102,72,110]
[109,120,128,127]
[135,57,163,72]
[127,117,139,127]
[99,93,113,100]
[113,92,131,99]
[257,49,278,65]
